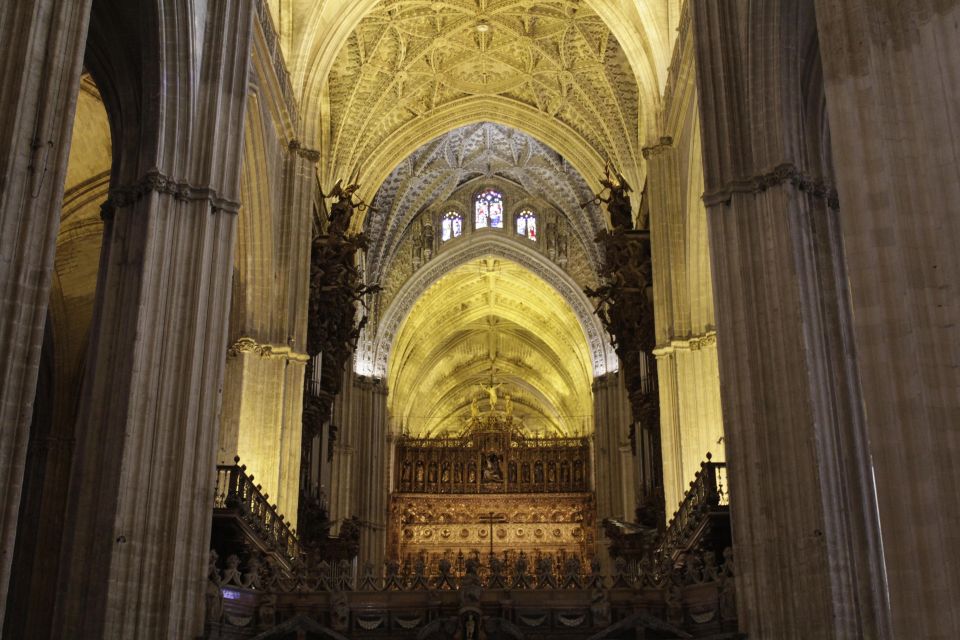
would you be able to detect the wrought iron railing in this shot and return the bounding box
[214,457,302,563]
[658,452,728,561]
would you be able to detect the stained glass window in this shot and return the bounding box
[441,211,463,241]
[516,210,537,241]
[475,189,504,229]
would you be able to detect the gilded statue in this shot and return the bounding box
[470,396,479,418]
[504,394,513,416]
[479,382,502,409]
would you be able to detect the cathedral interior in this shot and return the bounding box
[1,0,958,639]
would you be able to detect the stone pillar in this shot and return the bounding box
[50,2,256,637]
[654,335,723,516]
[0,1,92,627]
[645,124,725,517]
[220,341,308,525]
[217,141,316,527]
[690,1,889,637]
[327,370,389,564]
[814,2,960,635]
[591,372,634,523]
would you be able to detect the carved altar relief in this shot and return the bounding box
[389,409,595,566]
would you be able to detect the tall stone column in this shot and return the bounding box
[645,126,725,517]
[591,372,635,524]
[690,1,889,637]
[814,2,960,635]
[308,367,390,565]
[0,1,92,627]
[51,2,256,637]
[218,141,317,526]
[220,341,309,524]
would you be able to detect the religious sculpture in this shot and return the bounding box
[482,452,503,483]
[582,163,634,230]
[479,382,503,409]
[583,180,663,527]
[503,394,513,416]
[320,179,364,237]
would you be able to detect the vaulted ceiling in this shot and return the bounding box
[387,257,594,438]
[263,0,678,436]
[320,0,645,209]
[364,122,605,283]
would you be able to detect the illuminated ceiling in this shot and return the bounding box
[387,257,594,438]
[321,0,644,207]
[365,122,605,281]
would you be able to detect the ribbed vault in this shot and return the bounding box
[387,257,594,438]
[365,122,605,281]
[316,0,645,211]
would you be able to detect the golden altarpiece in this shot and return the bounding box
[388,391,596,571]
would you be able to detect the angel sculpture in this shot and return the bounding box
[582,163,634,230]
[319,178,374,237]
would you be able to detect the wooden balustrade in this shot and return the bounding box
[214,457,302,563]
[657,452,729,564]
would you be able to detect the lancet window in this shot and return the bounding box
[516,209,537,240]
[441,211,463,241]
[475,189,504,229]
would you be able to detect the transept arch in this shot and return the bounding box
[345,97,612,225]
[364,235,616,382]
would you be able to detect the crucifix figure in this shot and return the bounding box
[479,382,502,410]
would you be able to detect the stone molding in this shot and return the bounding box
[661,0,692,114]
[702,163,840,209]
[653,331,718,357]
[105,168,241,214]
[642,136,674,159]
[288,139,321,163]
[228,337,310,362]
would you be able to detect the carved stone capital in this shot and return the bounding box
[653,331,718,357]
[227,337,309,362]
[108,168,241,213]
[641,136,674,159]
[228,337,272,358]
[703,163,840,209]
[288,139,321,163]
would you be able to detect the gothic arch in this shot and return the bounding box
[348,97,611,231]
[363,235,617,381]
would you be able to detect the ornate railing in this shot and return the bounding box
[214,457,302,563]
[204,548,739,639]
[209,545,734,595]
[657,453,728,562]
